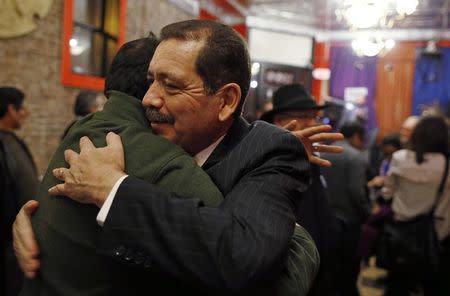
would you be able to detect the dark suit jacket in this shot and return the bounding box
[21,91,224,296]
[96,117,318,295]
[0,131,38,241]
[297,164,338,262]
[0,131,38,296]
[321,140,371,226]
[297,164,339,296]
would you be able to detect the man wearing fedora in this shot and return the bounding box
[260,83,339,296]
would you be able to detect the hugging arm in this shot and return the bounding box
[96,133,309,291]
[98,177,306,289]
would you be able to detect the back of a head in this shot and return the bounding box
[160,19,251,116]
[402,115,420,131]
[0,87,24,118]
[410,115,449,163]
[400,115,420,145]
[382,132,401,149]
[74,90,100,117]
[340,121,366,139]
[105,34,159,100]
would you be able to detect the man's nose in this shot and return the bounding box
[142,84,163,109]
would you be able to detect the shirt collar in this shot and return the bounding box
[194,135,226,167]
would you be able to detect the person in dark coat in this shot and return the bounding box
[322,121,371,296]
[0,87,39,296]
[260,83,340,296]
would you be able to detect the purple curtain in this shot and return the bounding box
[329,46,378,132]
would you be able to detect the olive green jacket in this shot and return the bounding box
[21,91,223,296]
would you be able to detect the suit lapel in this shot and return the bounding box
[202,117,250,171]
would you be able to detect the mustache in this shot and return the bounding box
[145,108,175,124]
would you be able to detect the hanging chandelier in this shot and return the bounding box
[351,37,396,57]
[336,0,419,56]
[336,0,419,30]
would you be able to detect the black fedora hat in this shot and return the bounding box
[260,83,327,123]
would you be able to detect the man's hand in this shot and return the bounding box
[12,200,40,279]
[285,122,344,167]
[48,132,126,207]
[368,176,385,188]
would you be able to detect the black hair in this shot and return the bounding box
[340,121,366,140]
[410,116,449,164]
[0,87,24,118]
[74,90,100,116]
[382,132,401,149]
[105,33,159,100]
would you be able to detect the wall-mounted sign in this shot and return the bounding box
[344,87,368,105]
[264,69,295,85]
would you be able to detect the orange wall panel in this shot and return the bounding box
[375,42,417,140]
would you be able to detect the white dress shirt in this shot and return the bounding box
[96,135,225,226]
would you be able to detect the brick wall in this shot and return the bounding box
[0,0,193,176]
[126,0,193,40]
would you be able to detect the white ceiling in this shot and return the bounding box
[233,0,449,29]
[171,0,450,41]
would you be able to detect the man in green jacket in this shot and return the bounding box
[20,36,224,296]
[18,35,319,296]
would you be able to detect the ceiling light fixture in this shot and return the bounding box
[336,0,418,56]
[336,0,419,30]
[351,36,396,57]
[396,0,419,15]
[336,0,388,29]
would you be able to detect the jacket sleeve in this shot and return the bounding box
[96,132,310,291]
[274,224,320,296]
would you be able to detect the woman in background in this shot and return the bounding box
[382,115,449,296]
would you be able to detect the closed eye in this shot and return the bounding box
[162,79,179,90]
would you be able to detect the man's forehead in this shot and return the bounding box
[147,60,184,80]
[148,39,202,73]
[155,39,204,58]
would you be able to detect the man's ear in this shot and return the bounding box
[217,83,241,122]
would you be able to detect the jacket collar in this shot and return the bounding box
[202,116,250,170]
[99,91,148,127]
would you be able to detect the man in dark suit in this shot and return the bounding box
[14,20,342,294]
[260,83,339,296]
[0,87,38,296]
[321,121,371,296]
